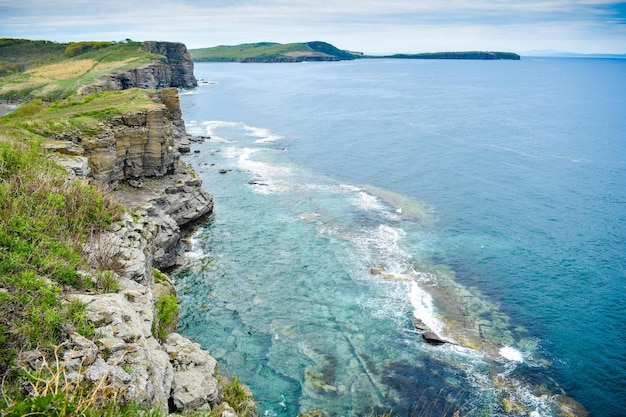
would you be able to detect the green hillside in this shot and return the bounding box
[0,39,160,102]
[190,41,360,62]
[384,51,521,60]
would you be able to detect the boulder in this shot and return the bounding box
[164,333,223,412]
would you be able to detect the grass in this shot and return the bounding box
[0,36,259,417]
[153,294,179,342]
[0,89,163,140]
[0,40,160,102]
[220,376,257,417]
[190,41,357,62]
[0,133,123,376]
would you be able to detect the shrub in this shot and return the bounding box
[13,98,44,117]
[64,41,114,57]
[153,294,179,342]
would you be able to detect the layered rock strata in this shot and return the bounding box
[80,88,183,185]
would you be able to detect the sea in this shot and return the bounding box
[172,58,626,417]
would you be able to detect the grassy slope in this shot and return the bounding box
[190,41,357,62]
[0,39,160,102]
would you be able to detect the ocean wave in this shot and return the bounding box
[201,120,285,144]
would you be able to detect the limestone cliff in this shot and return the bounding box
[70,210,226,414]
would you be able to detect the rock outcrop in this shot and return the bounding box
[113,168,214,270]
[79,88,182,185]
[140,42,197,88]
[77,41,197,95]
[73,212,224,413]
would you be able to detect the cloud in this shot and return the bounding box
[1,0,625,53]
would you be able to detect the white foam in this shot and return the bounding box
[185,237,206,260]
[409,281,444,335]
[242,124,285,143]
[228,147,292,194]
[351,190,401,222]
[200,120,284,144]
[499,346,524,362]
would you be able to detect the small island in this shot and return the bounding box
[383,51,521,60]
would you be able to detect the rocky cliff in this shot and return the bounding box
[80,88,183,185]
[77,41,197,95]
[37,43,254,415]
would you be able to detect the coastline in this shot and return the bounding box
[0,40,255,416]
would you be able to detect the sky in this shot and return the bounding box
[1,0,625,54]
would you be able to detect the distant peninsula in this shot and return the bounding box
[383,51,520,60]
[189,41,521,62]
[190,41,359,62]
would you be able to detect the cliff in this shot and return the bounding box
[0,40,255,416]
[0,39,197,102]
[77,41,198,95]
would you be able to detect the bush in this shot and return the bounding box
[64,41,114,57]
[153,294,179,342]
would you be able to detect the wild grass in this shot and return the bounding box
[1,89,161,140]
[153,294,179,342]
[0,136,123,375]
[0,344,161,417]
[220,375,257,417]
[0,40,159,102]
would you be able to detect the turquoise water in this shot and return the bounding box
[174,58,626,416]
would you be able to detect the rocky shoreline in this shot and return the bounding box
[26,42,255,415]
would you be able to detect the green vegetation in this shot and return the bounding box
[0,133,123,374]
[64,41,115,57]
[1,88,163,140]
[0,38,160,102]
[153,267,168,283]
[0,84,169,375]
[153,294,179,342]
[0,36,260,417]
[383,51,521,60]
[0,38,66,76]
[190,41,359,62]
[221,376,257,417]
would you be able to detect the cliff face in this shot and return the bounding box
[140,41,197,88]
[78,42,197,95]
[34,42,251,415]
[82,89,181,184]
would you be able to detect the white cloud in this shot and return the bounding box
[1,0,624,53]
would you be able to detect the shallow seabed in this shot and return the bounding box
[174,59,626,417]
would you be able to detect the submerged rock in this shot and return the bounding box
[421,331,450,345]
[411,315,430,331]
